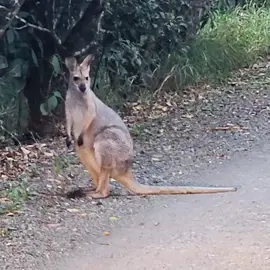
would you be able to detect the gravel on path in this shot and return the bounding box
[1,61,270,269]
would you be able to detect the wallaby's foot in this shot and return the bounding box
[85,186,96,192]
[87,190,109,199]
[77,134,84,147]
[66,137,72,148]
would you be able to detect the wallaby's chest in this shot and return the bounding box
[66,96,89,139]
[72,106,87,139]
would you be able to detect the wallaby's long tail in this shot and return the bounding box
[125,180,237,195]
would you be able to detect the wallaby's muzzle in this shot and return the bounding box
[79,84,86,93]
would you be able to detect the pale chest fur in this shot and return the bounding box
[71,105,88,139]
[66,91,94,140]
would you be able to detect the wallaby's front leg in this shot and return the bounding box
[77,133,84,147]
[65,108,73,148]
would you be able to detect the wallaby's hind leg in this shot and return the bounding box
[76,146,100,189]
[88,170,110,199]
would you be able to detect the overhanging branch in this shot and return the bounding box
[0,0,25,40]
[74,10,105,56]
[0,4,62,45]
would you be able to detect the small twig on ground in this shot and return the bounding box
[0,124,21,146]
[153,65,176,96]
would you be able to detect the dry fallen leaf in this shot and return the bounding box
[0,228,9,237]
[47,223,61,228]
[1,174,8,180]
[0,197,9,203]
[183,114,194,119]
[67,208,81,213]
[43,152,54,157]
[109,216,118,221]
[161,106,168,112]
[6,242,15,246]
[20,147,31,156]
[134,105,143,110]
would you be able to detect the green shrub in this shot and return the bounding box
[1,1,270,137]
[147,4,270,93]
[0,0,210,137]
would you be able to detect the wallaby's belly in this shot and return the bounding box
[94,127,133,172]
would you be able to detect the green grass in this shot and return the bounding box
[163,5,270,90]
[0,177,30,215]
[130,123,148,138]
[53,154,77,174]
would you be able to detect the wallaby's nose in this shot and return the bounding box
[79,84,86,93]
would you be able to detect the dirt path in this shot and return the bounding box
[49,141,270,270]
[1,61,270,269]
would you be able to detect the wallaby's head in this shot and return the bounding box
[65,54,94,94]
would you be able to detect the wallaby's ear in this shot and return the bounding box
[80,54,95,69]
[65,57,77,72]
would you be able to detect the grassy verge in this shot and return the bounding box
[0,177,30,215]
[154,5,270,93]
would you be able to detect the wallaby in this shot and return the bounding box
[64,55,237,199]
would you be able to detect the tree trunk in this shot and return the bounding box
[22,28,57,137]
[23,61,54,137]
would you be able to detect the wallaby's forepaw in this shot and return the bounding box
[77,134,84,147]
[66,137,72,148]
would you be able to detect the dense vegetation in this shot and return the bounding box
[0,0,269,143]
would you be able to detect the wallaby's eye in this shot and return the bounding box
[73,76,80,81]
[85,77,89,81]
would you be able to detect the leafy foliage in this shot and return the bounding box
[0,9,45,137]
[95,0,208,89]
[92,0,270,107]
[0,0,210,138]
[40,91,63,116]
[139,3,270,93]
[1,0,270,140]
